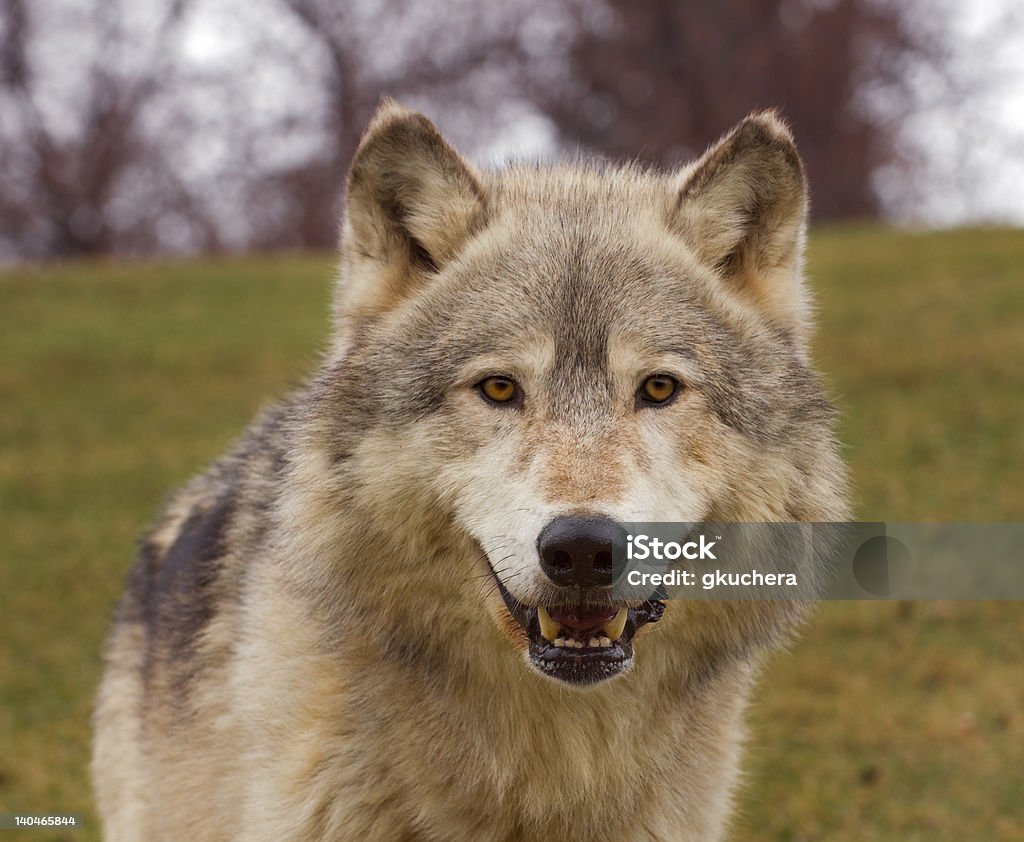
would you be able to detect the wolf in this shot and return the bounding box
[92,100,848,841]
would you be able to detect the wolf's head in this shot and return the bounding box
[300,101,847,688]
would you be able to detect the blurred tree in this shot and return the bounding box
[0,0,534,257]
[0,0,211,257]
[234,0,531,249]
[532,0,940,219]
[0,0,1015,258]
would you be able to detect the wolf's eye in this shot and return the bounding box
[477,376,520,406]
[637,375,680,408]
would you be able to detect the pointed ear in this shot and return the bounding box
[335,100,487,337]
[672,111,809,329]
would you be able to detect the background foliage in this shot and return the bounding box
[1,0,1022,258]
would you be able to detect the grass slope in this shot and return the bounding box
[1,228,1022,840]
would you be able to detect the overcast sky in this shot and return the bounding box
[885,0,1024,225]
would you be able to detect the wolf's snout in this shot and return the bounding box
[536,515,625,588]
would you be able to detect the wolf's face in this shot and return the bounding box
[319,103,845,687]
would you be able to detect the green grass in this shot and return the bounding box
[1,228,1022,840]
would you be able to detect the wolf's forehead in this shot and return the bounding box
[434,236,717,381]
[453,218,700,340]
[403,166,726,373]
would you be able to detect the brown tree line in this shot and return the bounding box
[532,0,937,219]
[0,0,1000,258]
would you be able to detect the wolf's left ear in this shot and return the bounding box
[335,100,487,339]
[672,111,808,329]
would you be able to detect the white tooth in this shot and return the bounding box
[554,638,566,648]
[588,637,601,649]
[602,607,628,642]
[599,636,611,647]
[572,639,583,649]
[537,606,560,642]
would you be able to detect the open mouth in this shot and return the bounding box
[494,580,665,685]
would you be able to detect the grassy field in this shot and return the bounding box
[1,227,1022,840]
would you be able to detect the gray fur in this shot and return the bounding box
[93,102,848,841]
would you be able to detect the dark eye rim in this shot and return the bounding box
[635,374,682,409]
[475,375,523,408]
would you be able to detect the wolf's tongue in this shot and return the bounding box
[549,606,618,634]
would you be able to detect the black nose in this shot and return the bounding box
[537,515,625,588]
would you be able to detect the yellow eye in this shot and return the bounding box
[478,376,519,405]
[638,374,679,407]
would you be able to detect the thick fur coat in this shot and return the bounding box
[92,102,848,841]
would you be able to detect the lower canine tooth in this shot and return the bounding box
[599,636,611,647]
[602,607,628,642]
[554,638,566,648]
[537,606,560,642]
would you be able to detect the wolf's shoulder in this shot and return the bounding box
[113,400,294,655]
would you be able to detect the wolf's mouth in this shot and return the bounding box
[493,577,665,685]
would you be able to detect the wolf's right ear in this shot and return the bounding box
[335,100,487,341]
